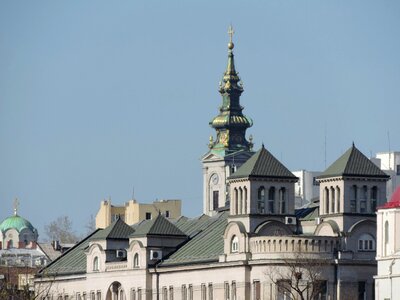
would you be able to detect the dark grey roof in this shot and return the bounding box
[130,214,186,237]
[318,144,389,179]
[229,146,297,180]
[91,218,134,240]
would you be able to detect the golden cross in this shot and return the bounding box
[228,25,235,43]
[13,197,19,215]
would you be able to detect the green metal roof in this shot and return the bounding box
[0,215,36,233]
[318,144,389,179]
[160,211,228,267]
[91,218,134,240]
[229,146,297,180]
[130,214,186,237]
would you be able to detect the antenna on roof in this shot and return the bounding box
[132,186,135,200]
[324,124,327,169]
[388,131,392,169]
[13,197,19,216]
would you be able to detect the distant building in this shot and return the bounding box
[292,170,322,208]
[373,151,400,200]
[95,199,181,229]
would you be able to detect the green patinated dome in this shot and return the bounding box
[0,215,36,233]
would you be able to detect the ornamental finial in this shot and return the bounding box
[13,197,19,216]
[228,25,235,50]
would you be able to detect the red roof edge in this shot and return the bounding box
[379,187,400,209]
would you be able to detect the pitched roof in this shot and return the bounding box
[229,146,297,179]
[318,144,389,179]
[130,214,186,237]
[91,218,135,240]
[379,187,400,209]
[160,211,228,266]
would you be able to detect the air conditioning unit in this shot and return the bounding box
[315,217,321,225]
[150,250,162,260]
[116,249,127,258]
[285,217,296,225]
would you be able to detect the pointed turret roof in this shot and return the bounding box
[92,217,134,240]
[318,144,389,179]
[229,146,297,180]
[131,214,186,237]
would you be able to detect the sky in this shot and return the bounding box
[1,1,399,238]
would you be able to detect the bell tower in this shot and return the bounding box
[202,26,254,216]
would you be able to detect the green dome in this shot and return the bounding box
[0,215,36,233]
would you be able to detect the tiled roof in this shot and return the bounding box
[229,146,297,180]
[130,214,186,237]
[379,187,400,209]
[91,218,134,240]
[318,144,389,179]
[160,211,228,266]
[37,243,62,261]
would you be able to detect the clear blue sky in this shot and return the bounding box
[1,1,399,238]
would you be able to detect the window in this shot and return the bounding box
[253,280,260,300]
[371,186,378,211]
[162,287,168,300]
[325,187,330,214]
[358,234,375,251]
[169,286,174,300]
[213,191,219,210]
[268,187,275,213]
[96,291,101,300]
[277,280,291,300]
[279,188,286,214]
[231,281,236,300]
[350,185,357,213]
[145,212,152,220]
[358,281,366,300]
[314,280,327,300]
[130,289,136,300]
[91,292,95,300]
[137,288,142,300]
[208,283,213,300]
[165,210,170,218]
[243,187,248,214]
[231,236,239,253]
[77,293,82,300]
[385,221,389,256]
[336,186,341,213]
[360,186,367,213]
[188,285,193,300]
[201,284,206,300]
[133,253,140,268]
[93,257,99,271]
[397,164,400,175]
[82,293,86,300]
[224,282,230,300]
[257,187,265,213]
[331,187,335,213]
[181,285,187,300]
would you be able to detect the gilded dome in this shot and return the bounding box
[0,215,36,233]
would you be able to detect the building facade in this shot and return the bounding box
[35,30,387,300]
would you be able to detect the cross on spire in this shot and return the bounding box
[13,197,19,216]
[228,25,235,43]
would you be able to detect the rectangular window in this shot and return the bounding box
[397,164,400,175]
[165,210,170,218]
[358,281,366,300]
[213,191,219,210]
[188,285,193,300]
[358,240,363,250]
[314,281,327,300]
[253,280,260,300]
[145,212,152,220]
[350,200,357,213]
[277,280,291,300]
[208,283,213,300]
[360,200,366,213]
[201,284,206,300]
[224,282,230,300]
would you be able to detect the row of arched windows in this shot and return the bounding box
[323,186,341,214]
[257,186,286,214]
[350,185,378,213]
[232,187,248,214]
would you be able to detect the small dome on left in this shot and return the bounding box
[0,214,36,233]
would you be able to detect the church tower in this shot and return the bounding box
[202,27,254,216]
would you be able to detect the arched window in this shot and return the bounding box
[238,187,243,214]
[8,240,13,249]
[358,234,375,251]
[257,187,265,213]
[233,188,238,215]
[330,187,335,213]
[243,187,248,214]
[371,186,378,211]
[360,186,368,213]
[268,187,275,214]
[93,256,99,271]
[336,186,341,213]
[279,188,286,214]
[325,187,330,214]
[231,235,239,253]
[133,253,140,268]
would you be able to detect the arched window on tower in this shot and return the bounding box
[238,187,243,214]
[257,187,265,213]
[231,235,239,253]
[93,256,99,271]
[330,187,335,213]
[371,186,378,212]
[360,186,368,213]
[134,253,140,268]
[325,187,330,214]
[279,188,286,214]
[336,186,341,213]
[268,187,275,214]
[243,187,248,214]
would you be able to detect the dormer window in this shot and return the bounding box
[93,256,99,271]
[134,253,140,268]
[231,235,239,253]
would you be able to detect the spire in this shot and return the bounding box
[13,197,19,216]
[208,26,253,155]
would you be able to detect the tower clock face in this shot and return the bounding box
[211,173,219,185]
